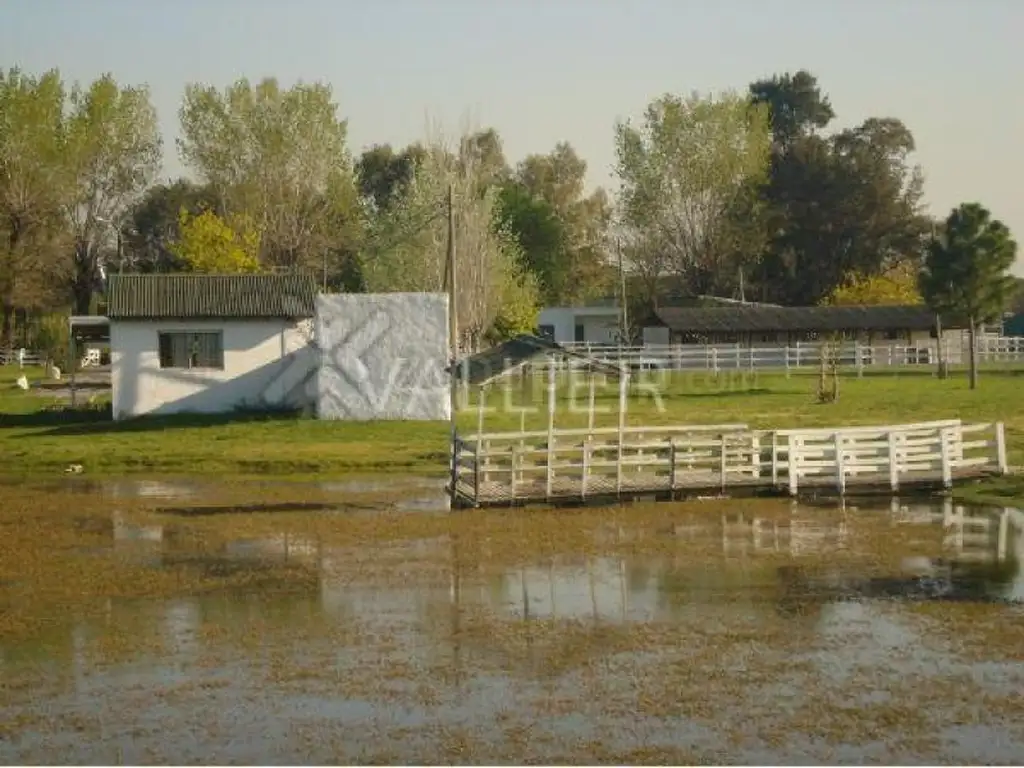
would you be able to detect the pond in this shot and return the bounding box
[1,480,1022,764]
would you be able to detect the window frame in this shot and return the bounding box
[157,330,225,371]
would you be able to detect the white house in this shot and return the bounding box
[537,305,622,345]
[107,273,318,420]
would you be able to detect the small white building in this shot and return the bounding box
[537,305,622,345]
[107,273,318,420]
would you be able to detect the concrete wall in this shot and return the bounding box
[110,318,314,420]
[315,293,449,421]
[538,307,621,344]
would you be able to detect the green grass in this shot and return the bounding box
[1,364,1023,501]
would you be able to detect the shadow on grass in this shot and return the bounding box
[3,406,306,436]
[156,501,351,517]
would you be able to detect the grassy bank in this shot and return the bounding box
[1,364,1022,498]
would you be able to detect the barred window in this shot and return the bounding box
[158,331,224,370]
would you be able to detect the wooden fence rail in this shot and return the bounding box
[451,419,1007,507]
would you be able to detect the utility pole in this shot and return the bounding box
[616,238,629,345]
[446,183,459,509]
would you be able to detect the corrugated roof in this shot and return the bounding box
[451,335,623,387]
[107,273,318,320]
[649,305,943,333]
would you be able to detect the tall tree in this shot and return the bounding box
[355,143,424,213]
[750,71,929,305]
[178,77,361,272]
[614,91,771,298]
[361,127,538,350]
[0,68,69,347]
[920,203,1018,389]
[63,74,162,311]
[512,142,611,304]
[123,179,219,273]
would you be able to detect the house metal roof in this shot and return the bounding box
[106,273,318,320]
[451,334,623,387]
[648,305,943,334]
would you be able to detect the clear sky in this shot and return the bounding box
[2,0,1021,274]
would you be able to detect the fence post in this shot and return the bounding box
[735,343,741,370]
[669,439,677,493]
[855,341,864,378]
[940,428,953,488]
[750,432,761,479]
[995,422,1008,474]
[784,346,791,378]
[711,348,719,377]
[788,436,800,496]
[834,432,846,495]
[474,440,481,501]
[510,445,518,500]
[888,431,900,492]
[719,432,728,492]
[581,439,589,499]
[770,431,779,485]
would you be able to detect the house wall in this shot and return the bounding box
[538,307,621,344]
[110,318,315,420]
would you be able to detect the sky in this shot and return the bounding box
[2,0,1022,275]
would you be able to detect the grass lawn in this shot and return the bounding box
[1,363,1022,504]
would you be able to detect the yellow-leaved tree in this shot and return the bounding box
[824,264,923,306]
[170,209,261,273]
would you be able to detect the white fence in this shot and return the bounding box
[0,349,42,367]
[553,336,1024,374]
[452,419,1007,506]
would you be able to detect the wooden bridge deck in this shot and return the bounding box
[450,420,1007,508]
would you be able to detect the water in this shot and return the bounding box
[2,486,1023,764]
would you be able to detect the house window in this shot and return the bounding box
[538,324,555,340]
[158,331,224,370]
[574,324,586,343]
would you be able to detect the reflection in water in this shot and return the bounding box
[3,496,1024,764]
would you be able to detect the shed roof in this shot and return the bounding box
[451,334,623,387]
[647,305,943,334]
[106,273,318,320]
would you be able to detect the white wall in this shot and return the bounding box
[538,307,620,344]
[316,293,449,421]
[110,318,314,420]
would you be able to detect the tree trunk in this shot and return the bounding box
[1,301,13,355]
[72,240,96,315]
[968,317,978,390]
[935,314,948,379]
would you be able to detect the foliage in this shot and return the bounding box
[178,77,361,272]
[63,74,162,312]
[0,68,70,345]
[124,179,220,272]
[361,125,536,350]
[170,209,261,274]
[824,264,923,306]
[495,181,570,303]
[34,312,70,366]
[749,71,930,305]
[614,90,772,298]
[920,202,1018,388]
[355,143,424,212]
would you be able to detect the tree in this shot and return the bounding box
[749,71,929,305]
[495,180,570,303]
[123,179,220,273]
[824,264,923,306]
[361,126,537,350]
[355,143,424,212]
[0,68,69,348]
[170,209,261,273]
[63,74,162,312]
[178,77,361,272]
[513,142,612,304]
[920,203,1018,389]
[614,91,771,298]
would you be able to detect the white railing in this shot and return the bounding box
[452,419,1007,506]
[545,337,1024,374]
[0,349,42,367]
